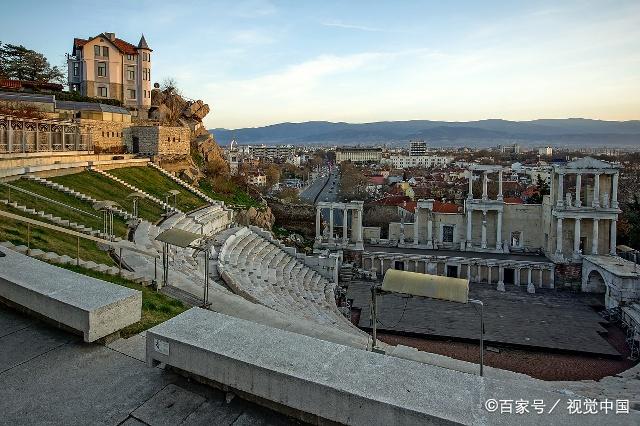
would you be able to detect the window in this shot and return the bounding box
[73,63,79,76]
[97,62,107,77]
[142,68,150,81]
[127,66,135,80]
[94,45,100,56]
[126,54,134,61]
[442,225,454,243]
[102,46,109,57]
[98,86,107,97]
[128,89,136,100]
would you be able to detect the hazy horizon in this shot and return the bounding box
[2,0,639,128]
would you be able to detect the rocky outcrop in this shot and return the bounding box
[266,197,315,239]
[234,206,276,229]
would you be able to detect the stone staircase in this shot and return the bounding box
[24,175,134,221]
[0,240,149,284]
[0,199,116,240]
[91,167,182,214]
[148,162,220,206]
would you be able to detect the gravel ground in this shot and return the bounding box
[375,322,637,381]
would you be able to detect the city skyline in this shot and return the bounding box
[1,0,639,129]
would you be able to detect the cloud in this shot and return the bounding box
[321,20,388,33]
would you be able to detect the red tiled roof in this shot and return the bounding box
[432,201,460,213]
[503,197,524,204]
[401,201,417,213]
[73,35,138,55]
[368,176,385,185]
[370,195,411,207]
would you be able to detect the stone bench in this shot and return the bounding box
[146,308,603,426]
[0,248,141,342]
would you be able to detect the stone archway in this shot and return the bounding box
[585,269,607,294]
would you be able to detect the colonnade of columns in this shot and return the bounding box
[0,115,91,154]
[553,166,620,259]
[362,253,554,293]
[315,201,363,249]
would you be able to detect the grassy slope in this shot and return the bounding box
[51,171,165,223]
[109,166,207,212]
[55,264,188,337]
[198,179,261,209]
[0,203,114,265]
[2,178,128,238]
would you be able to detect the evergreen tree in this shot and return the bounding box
[0,42,64,83]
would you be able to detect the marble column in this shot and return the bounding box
[497,170,503,201]
[487,266,492,284]
[329,207,334,242]
[466,209,473,249]
[538,269,544,288]
[467,170,473,199]
[556,217,563,255]
[610,219,617,255]
[426,212,433,249]
[481,210,488,249]
[496,211,503,251]
[342,208,348,241]
[482,172,488,200]
[593,173,601,207]
[315,207,321,240]
[467,263,472,281]
[575,173,582,207]
[514,268,521,286]
[497,265,505,291]
[611,173,619,209]
[527,268,535,294]
[414,207,420,246]
[573,218,581,257]
[557,172,564,207]
[592,218,599,254]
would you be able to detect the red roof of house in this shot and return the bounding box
[73,35,138,55]
[368,176,385,185]
[521,186,540,197]
[432,201,460,213]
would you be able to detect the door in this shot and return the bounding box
[446,265,458,277]
[394,261,404,270]
[132,136,140,153]
[504,268,515,284]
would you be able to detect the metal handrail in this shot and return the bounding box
[1,182,100,219]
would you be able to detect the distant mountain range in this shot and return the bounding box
[210,119,640,147]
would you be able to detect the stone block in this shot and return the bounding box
[0,249,141,342]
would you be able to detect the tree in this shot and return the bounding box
[0,42,64,83]
[265,164,281,187]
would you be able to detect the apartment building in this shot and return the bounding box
[335,147,383,163]
[67,32,152,116]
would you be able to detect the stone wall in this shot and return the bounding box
[80,119,132,153]
[555,263,582,290]
[123,125,190,158]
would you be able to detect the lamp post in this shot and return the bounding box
[166,189,180,210]
[127,192,145,220]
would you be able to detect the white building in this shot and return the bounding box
[383,155,453,169]
[335,147,382,163]
[409,140,428,156]
[538,146,553,156]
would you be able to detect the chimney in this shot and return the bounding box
[105,32,116,41]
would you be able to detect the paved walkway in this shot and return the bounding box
[0,305,295,425]
[347,280,619,356]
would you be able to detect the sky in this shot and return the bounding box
[1,0,639,129]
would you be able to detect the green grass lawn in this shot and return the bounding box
[0,203,115,265]
[55,264,188,337]
[51,171,165,223]
[2,178,128,238]
[198,179,261,209]
[109,166,207,212]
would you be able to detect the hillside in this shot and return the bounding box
[210,118,640,147]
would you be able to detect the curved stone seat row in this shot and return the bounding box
[218,227,364,336]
